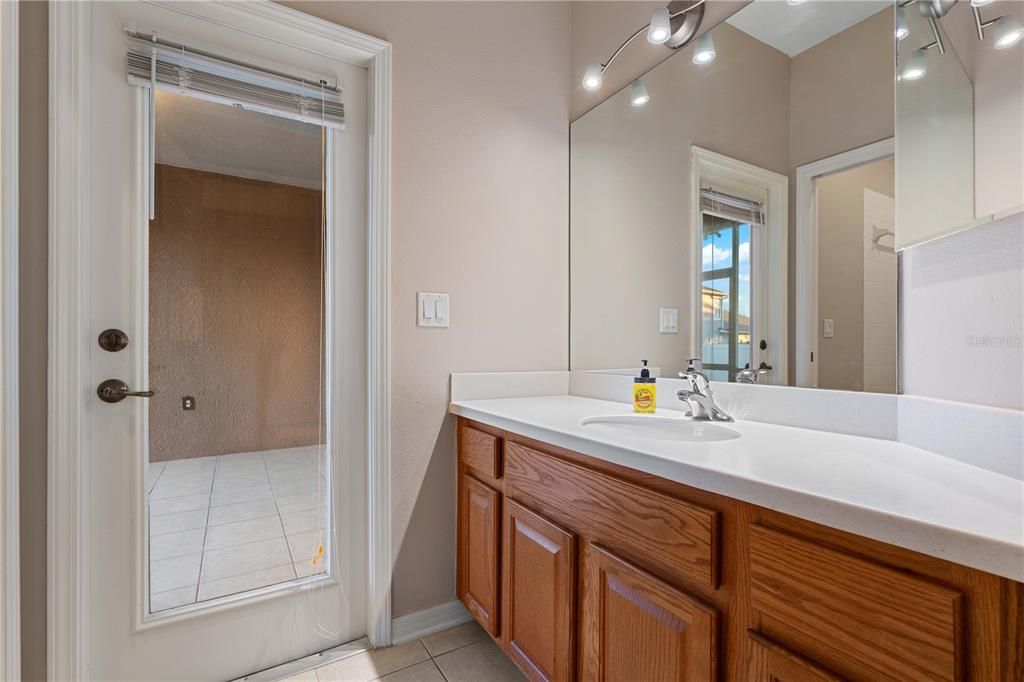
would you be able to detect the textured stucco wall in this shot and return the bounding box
[149,164,324,461]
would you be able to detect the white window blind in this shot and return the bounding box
[126,37,345,129]
[700,188,764,227]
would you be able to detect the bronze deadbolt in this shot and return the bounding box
[98,328,129,352]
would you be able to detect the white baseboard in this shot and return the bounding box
[391,600,472,645]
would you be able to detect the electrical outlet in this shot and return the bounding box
[823,318,834,338]
[182,396,195,411]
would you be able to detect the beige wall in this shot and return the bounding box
[18,1,47,678]
[149,165,324,461]
[283,1,571,617]
[571,23,790,374]
[816,158,895,392]
[570,1,750,120]
[787,7,895,382]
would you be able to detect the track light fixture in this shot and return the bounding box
[647,8,671,45]
[580,1,706,93]
[630,80,650,107]
[692,32,716,65]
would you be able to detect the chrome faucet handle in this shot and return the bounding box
[680,358,713,396]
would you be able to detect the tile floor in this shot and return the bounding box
[280,621,525,682]
[147,446,329,612]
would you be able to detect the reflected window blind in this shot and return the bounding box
[700,188,764,227]
[126,37,345,129]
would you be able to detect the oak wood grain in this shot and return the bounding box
[747,630,845,681]
[580,543,718,681]
[749,524,964,681]
[459,421,503,481]
[503,440,719,589]
[457,417,1024,681]
[458,474,501,636]
[502,499,577,682]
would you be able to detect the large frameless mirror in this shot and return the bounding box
[571,0,899,393]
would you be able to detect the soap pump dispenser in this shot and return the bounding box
[633,360,656,413]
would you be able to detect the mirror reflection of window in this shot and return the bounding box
[701,216,751,382]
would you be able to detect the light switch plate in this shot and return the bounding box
[659,307,679,334]
[823,318,834,338]
[418,292,450,328]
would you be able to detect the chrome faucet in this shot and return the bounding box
[737,362,773,384]
[677,358,734,422]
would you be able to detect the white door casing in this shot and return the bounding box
[48,2,392,679]
[0,1,20,679]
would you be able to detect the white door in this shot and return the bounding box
[69,2,367,679]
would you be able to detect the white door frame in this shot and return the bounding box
[795,138,894,388]
[48,2,392,678]
[0,2,20,679]
[690,146,788,385]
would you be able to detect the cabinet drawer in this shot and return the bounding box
[503,441,719,589]
[459,422,502,480]
[458,475,501,636]
[749,524,964,681]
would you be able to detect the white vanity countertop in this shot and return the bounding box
[449,394,1024,582]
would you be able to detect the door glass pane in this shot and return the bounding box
[146,91,329,613]
[701,214,752,381]
[735,223,751,372]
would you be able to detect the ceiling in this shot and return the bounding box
[726,0,891,57]
[155,91,322,189]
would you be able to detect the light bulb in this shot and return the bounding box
[583,63,603,91]
[630,80,650,107]
[993,16,1024,49]
[692,32,716,65]
[900,48,928,81]
[896,7,909,41]
[647,7,671,45]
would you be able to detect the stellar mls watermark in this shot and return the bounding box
[967,334,1023,347]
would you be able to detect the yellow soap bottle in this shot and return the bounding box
[633,360,656,413]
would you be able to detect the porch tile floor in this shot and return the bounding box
[147,446,329,612]
[282,622,525,682]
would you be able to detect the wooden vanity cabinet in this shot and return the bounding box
[580,543,718,681]
[502,499,576,682]
[455,417,1024,681]
[457,474,501,636]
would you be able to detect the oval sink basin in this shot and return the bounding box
[580,415,741,442]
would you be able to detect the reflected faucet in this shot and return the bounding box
[677,358,734,422]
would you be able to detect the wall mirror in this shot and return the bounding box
[895,0,1023,249]
[571,0,900,392]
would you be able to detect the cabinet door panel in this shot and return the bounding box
[503,499,576,682]
[458,475,501,636]
[748,631,845,681]
[581,543,718,682]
